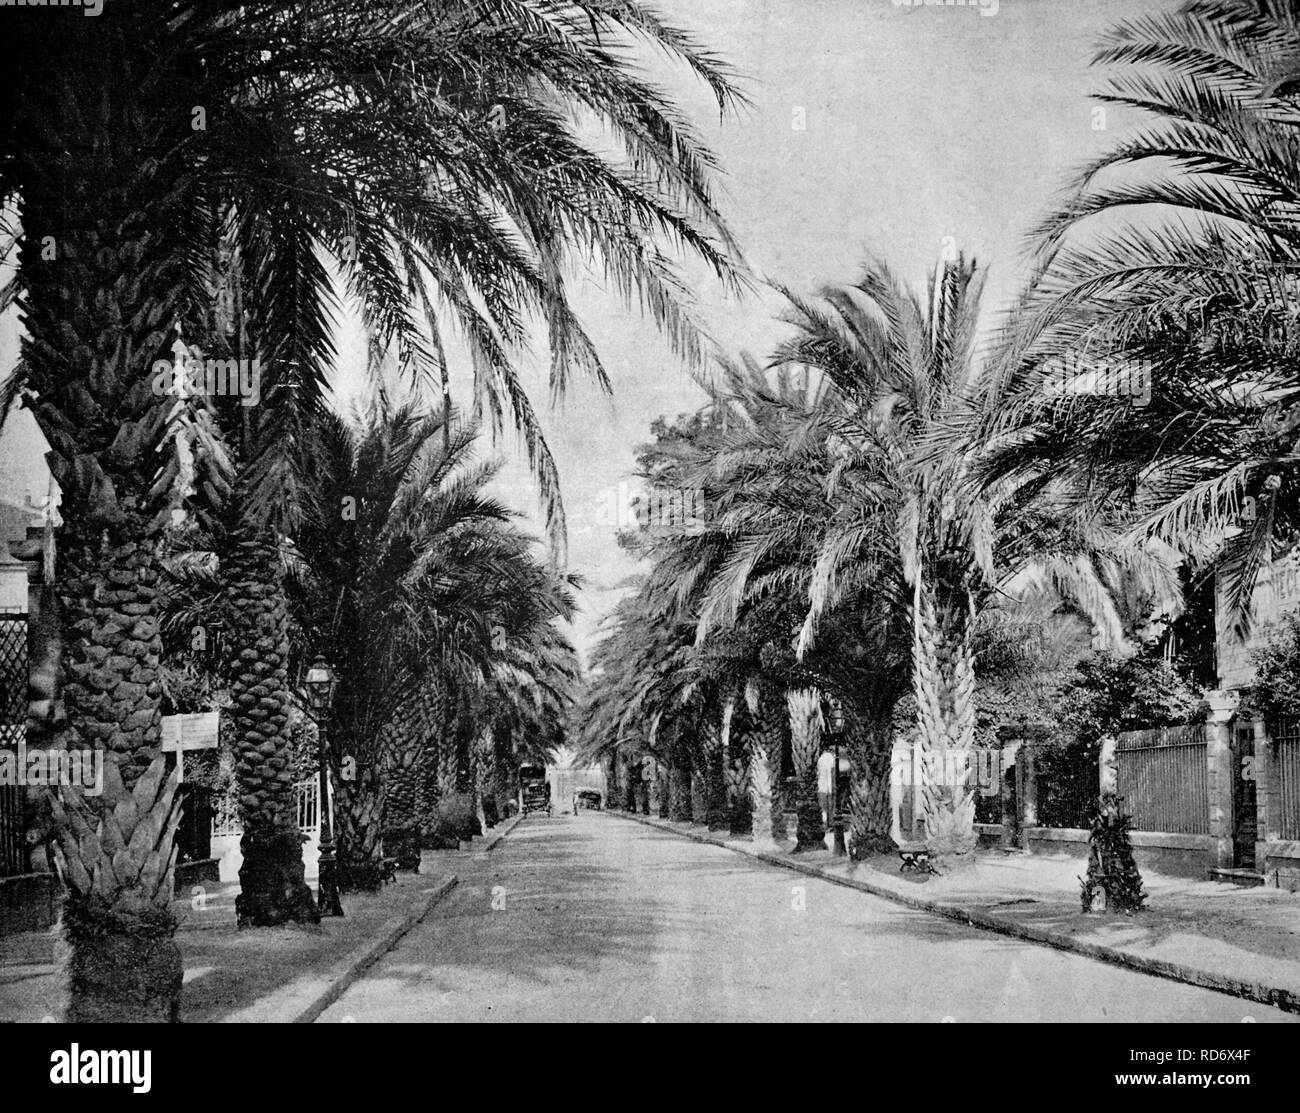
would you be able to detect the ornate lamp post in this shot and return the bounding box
[305,655,343,917]
[828,695,847,857]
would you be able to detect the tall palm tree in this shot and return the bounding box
[294,389,515,887]
[1,0,746,1009]
[707,262,1173,859]
[984,0,1300,640]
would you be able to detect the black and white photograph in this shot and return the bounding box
[0,0,1295,1072]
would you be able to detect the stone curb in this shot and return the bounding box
[611,811,1300,1016]
[478,813,524,854]
[293,876,459,1024]
[215,875,459,1024]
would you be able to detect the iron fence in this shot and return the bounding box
[0,615,28,875]
[1115,724,1209,835]
[1271,719,1300,841]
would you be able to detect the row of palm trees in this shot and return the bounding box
[578,0,1300,869]
[0,0,746,1021]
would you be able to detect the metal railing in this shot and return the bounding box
[210,777,320,839]
[1115,724,1209,835]
[1271,720,1300,841]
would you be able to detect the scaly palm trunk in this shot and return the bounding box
[787,688,825,851]
[414,680,446,843]
[668,733,694,822]
[436,726,460,803]
[17,29,191,1017]
[745,687,786,844]
[224,524,319,925]
[701,715,728,830]
[912,576,978,859]
[847,719,894,859]
[50,754,184,1022]
[335,756,385,891]
[379,698,422,871]
[721,698,752,835]
[471,723,495,832]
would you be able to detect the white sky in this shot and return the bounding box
[1,0,1171,665]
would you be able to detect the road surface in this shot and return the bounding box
[319,812,1296,1023]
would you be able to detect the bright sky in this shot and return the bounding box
[422,0,1170,664]
[0,0,1172,665]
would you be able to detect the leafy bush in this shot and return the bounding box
[1250,608,1300,725]
[1037,652,1205,829]
[423,792,477,849]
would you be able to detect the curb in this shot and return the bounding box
[611,810,1300,1016]
[293,875,459,1024]
[218,875,459,1024]
[478,813,524,854]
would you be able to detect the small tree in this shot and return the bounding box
[1250,607,1300,726]
[1080,793,1146,913]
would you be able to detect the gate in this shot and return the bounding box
[1231,720,1258,868]
[0,614,28,877]
[1115,724,1209,835]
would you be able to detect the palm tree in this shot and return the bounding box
[983,0,1300,640]
[293,389,515,887]
[707,262,1171,860]
[1,0,746,1008]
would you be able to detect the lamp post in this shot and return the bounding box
[305,655,343,917]
[828,695,846,857]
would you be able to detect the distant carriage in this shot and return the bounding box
[519,762,552,817]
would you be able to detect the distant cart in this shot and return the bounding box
[573,788,603,812]
[519,762,552,817]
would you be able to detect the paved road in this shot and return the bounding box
[319,813,1297,1023]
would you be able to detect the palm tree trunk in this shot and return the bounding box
[702,715,728,830]
[224,525,319,925]
[668,734,693,821]
[912,577,977,859]
[721,697,752,835]
[745,687,785,844]
[787,688,825,851]
[414,679,445,842]
[335,757,385,891]
[380,700,421,871]
[847,719,893,859]
[16,31,192,1013]
[472,724,495,832]
[53,522,185,1021]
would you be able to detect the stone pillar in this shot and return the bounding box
[1017,738,1037,850]
[1255,717,1279,877]
[888,740,906,844]
[1205,691,1239,869]
[999,741,1020,850]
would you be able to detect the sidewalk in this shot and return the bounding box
[0,819,522,1023]
[611,810,1300,1014]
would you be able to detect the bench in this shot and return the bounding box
[897,843,937,875]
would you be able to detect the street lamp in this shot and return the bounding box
[827,696,846,858]
[305,655,343,917]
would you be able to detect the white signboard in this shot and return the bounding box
[160,711,220,753]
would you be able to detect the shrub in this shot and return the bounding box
[1080,793,1146,914]
[423,792,477,849]
[1250,607,1300,726]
